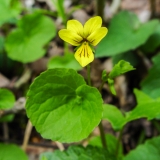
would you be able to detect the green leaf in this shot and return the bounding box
[26,68,103,142]
[0,0,22,26]
[47,53,82,71]
[0,88,15,110]
[103,104,126,130]
[89,134,123,159]
[5,12,56,63]
[40,145,116,160]
[141,23,160,53]
[103,90,160,130]
[123,136,160,160]
[133,88,153,105]
[101,70,108,82]
[96,11,158,57]
[126,89,160,121]
[141,53,160,99]
[0,143,28,160]
[107,78,116,95]
[108,60,135,79]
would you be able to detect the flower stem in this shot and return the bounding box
[87,64,91,86]
[87,65,107,148]
[98,80,107,148]
[98,121,107,148]
[96,0,105,21]
[115,126,124,156]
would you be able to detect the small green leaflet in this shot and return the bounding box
[109,60,135,79]
[0,88,15,110]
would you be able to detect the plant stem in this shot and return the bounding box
[98,121,107,148]
[96,0,105,21]
[87,64,91,86]
[99,81,105,93]
[98,80,107,148]
[87,65,107,148]
[115,126,124,155]
[150,0,156,18]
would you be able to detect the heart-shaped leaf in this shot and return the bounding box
[26,68,103,142]
[5,12,56,63]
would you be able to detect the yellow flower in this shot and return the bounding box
[58,16,108,67]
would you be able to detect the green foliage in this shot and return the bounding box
[89,134,123,159]
[0,88,15,122]
[40,145,116,160]
[0,88,15,110]
[107,78,116,95]
[26,68,103,142]
[5,12,56,63]
[48,53,82,70]
[103,89,160,130]
[0,143,28,160]
[102,60,135,95]
[0,0,22,26]
[108,60,135,79]
[103,104,126,130]
[141,53,160,99]
[141,23,160,53]
[96,11,159,57]
[123,136,160,160]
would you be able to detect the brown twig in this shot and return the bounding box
[22,120,33,151]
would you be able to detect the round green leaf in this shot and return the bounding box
[26,68,103,142]
[0,143,28,160]
[5,12,56,63]
[96,11,159,57]
[0,88,15,110]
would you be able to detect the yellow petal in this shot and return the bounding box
[74,42,94,67]
[58,29,83,46]
[87,27,108,46]
[84,16,102,38]
[67,20,84,37]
